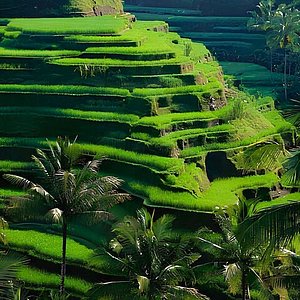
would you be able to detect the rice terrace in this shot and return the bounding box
[0,0,300,299]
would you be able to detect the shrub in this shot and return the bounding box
[158,76,183,88]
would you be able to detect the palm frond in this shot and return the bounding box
[223,263,242,295]
[7,195,51,222]
[233,141,285,171]
[165,285,210,300]
[152,214,176,241]
[85,160,101,173]
[283,98,300,128]
[159,264,196,285]
[173,253,201,267]
[87,281,134,300]
[266,274,300,289]
[281,150,300,187]
[0,252,28,300]
[52,171,76,205]
[71,210,112,225]
[3,174,33,189]
[46,208,64,223]
[239,201,300,248]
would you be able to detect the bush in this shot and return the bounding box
[158,76,183,88]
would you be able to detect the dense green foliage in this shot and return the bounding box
[0,11,298,298]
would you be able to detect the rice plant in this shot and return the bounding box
[7,16,128,35]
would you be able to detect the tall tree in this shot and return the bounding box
[3,137,128,295]
[248,0,300,101]
[200,207,269,300]
[88,208,209,300]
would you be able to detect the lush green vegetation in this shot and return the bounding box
[127,173,278,211]
[0,8,299,299]
[0,84,130,96]
[7,16,128,34]
[18,267,92,295]
[0,48,80,57]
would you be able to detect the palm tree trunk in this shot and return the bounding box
[284,48,288,101]
[270,48,273,73]
[241,268,248,300]
[59,218,67,295]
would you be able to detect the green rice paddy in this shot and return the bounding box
[7,16,129,35]
[0,11,296,295]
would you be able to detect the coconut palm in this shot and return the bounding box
[203,208,270,300]
[3,137,128,295]
[267,3,300,101]
[248,0,276,73]
[88,208,209,300]
[248,0,300,101]
[236,200,300,299]
[197,202,300,300]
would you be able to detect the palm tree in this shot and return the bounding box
[3,137,129,295]
[268,3,300,101]
[248,0,300,101]
[198,202,300,300]
[88,208,209,300]
[203,208,270,300]
[248,0,276,73]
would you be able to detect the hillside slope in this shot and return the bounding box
[0,0,123,17]
[0,15,293,213]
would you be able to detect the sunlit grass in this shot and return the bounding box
[126,173,278,211]
[18,267,92,295]
[5,229,117,274]
[0,107,139,123]
[0,48,80,57]
[0,84,130,96]
[7,16,128,34]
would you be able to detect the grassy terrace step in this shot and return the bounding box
[125,5,204,16]
[6,16,129,35]
[125,173,278,211]
[0,82,223,108]
[0,84,130,96]
[82,47,176,60]
[50,56,192,66]
[0,116,131,142]
[80,51,176,61]
[132,124,235,148]
[64,34,142,44]
[85,44,174,55]
[4,229,118,275]
[136,102,233,129]
[256,192,300,211]
[180,110,294,158]
[83,143,184,173]
[0,107,139,123]
[183,32,265,42]
[132,80,223,97]
[0,138,185,174]
[136,111,219,131]
[0,48,80,58]
[156,124,234,142]
[0,160,33,172]
[18,266,92,296]
[221,62,286,85]
[0,188,26,198]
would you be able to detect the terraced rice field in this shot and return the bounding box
[0,14,294,212]
[0,14,295,296]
